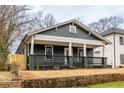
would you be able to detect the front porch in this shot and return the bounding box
[26,35,107,70]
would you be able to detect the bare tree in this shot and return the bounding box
[42,13,57,27]
[30,11,57,31]
[89,16,124,33]
[0,5,33,69]
[109,16,124,27]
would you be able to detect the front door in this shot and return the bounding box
[64,48,69,65]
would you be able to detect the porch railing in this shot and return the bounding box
[28,55,107,70]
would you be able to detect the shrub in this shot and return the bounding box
[0,53,7,71]
[9,62,20,80]
[87,65,94,68]
[102,65,107,68]
[35,64,40,70]
[119,65,124,68]
[53,65,60,70]
[0,62,7,71]
[69,66,76,69]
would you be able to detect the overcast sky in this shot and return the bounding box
[32,5,124,27]
[13,5,124,53]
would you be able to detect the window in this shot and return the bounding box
[69,25,76,33]
[120,37,123,45]
[78,48,83,56]
[45,45,53,59]
[120,54,124,64]
[77,48,83,61]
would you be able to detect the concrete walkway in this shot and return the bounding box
[20,68,124,80]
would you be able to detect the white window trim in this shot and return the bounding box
[69,25,77,33]
[45,45,54,60]
[77,48,84,56]
[77,48,84,61]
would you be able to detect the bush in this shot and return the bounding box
[87,65,94,68]
[35,64,40,70]
[0,53,7,71]
[9,62,20,80]
[102,65,107,68]
[0,62,7,71]
[53,65,60,70]
[119,65,124,68]
[69,66,76,69]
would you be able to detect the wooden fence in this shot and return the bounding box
[7,54,27,71]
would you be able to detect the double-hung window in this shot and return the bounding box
[120,37,123,45]
[69,25,77,33]
[45,45,53,59]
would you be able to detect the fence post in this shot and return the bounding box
[84,57,88,68]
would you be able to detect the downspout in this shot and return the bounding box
[113,33,116,68]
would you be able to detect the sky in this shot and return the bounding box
[13,5,124,53]
[32,5,124,26]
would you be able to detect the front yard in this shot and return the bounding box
[88,81,124,88]
[20,68,124,80]
[1,68,124,87]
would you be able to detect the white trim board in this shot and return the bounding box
[34,34,105,46]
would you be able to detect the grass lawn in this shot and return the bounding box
[88,81,124,88]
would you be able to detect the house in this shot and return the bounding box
[94,28,124,68]
[16,19,110,70]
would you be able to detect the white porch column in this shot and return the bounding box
[83,44,86,56]
[69,42,72,56]
[102,45,105,57]
[30,35,34,55]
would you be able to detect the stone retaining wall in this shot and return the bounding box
[21,73,124,88]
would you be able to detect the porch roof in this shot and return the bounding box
[34,34,105,47]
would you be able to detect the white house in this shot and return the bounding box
[94,28,124,68]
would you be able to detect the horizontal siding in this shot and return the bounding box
[37,23,100,40]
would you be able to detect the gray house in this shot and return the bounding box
[16,19,110,70]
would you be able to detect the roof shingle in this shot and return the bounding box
[100,28,124,36]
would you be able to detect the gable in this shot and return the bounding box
[37,23,100,40]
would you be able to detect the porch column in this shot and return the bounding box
[30,35,34,55]
[83,44,86,56]
[69,42,72,56]
[68,42,73,67]
[102,45,105,57]
[83,44,87,68]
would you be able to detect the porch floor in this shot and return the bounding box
[20,68,124,80]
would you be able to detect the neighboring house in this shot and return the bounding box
[94,28,124,68]
[16,19,109,70]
